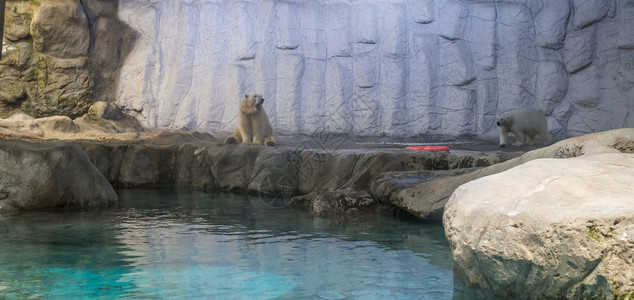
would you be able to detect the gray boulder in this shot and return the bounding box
[73,101,145,134]
[370,168,479,219]
[443,128,634,299]
[0,138,118,212]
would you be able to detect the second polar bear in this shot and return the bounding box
[225,93,276,146]
[496,108,551,147]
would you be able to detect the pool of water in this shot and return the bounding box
[0,189,487,299]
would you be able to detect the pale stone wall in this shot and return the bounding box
[115,0,634,138]
[3,0,633,138]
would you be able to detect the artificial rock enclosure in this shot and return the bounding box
[1,0,634,138]
[2,1,634,299]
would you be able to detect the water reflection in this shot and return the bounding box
[0,188,490,299]
[0,210,135,298]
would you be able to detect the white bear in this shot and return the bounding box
[496,108,551,147]
[225,93,276,146]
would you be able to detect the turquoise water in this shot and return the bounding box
[0,189,485,299]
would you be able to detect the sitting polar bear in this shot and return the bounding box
[225,93,276,146]
[496,108,551,147]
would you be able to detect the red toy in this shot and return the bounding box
[405,145,450,152]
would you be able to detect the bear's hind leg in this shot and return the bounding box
[512,130,525,146]
[540,131,552,145]
[526,134,536,145]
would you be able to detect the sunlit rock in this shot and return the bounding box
[30,0,90,58]
[1,0,133,118]
[3,1,31,42]
[444,129,634,299]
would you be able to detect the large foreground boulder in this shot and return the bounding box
[0,139,118,212]
[443,131,634,299]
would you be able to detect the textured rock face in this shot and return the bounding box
[111,0,634,138]
[3,0,634,138]
[443,131,634,299]
[0,0,135,118]
[370,168,481,220]
[0,138,118,212]
[75,136,511,197]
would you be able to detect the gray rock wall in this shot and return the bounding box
[0,138,118,212]
[3,0,634,139]
[114,0,634,138]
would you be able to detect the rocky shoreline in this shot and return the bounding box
[0,101,521,215]
[0,128,518,215]
[1,105,633,299]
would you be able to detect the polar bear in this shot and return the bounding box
[496,108,551,147]
[225,93,276,146]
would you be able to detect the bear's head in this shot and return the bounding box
[240,93,265,114]
[496,115,512,128]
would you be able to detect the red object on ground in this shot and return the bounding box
[405,145,450,152]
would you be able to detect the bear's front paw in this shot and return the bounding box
[225,137,238,144]
[499,143,506,147]
[513,142,523,146]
